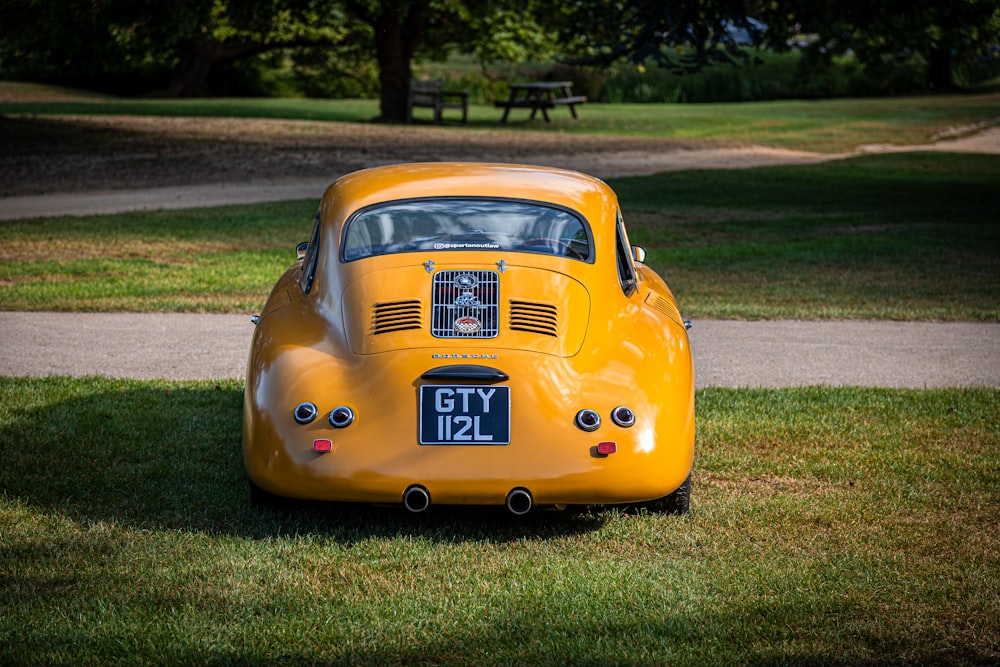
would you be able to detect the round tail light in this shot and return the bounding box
[329,406,355,428]
[611,406,635,428]
[575,409,601,432]
[293,402,318,424]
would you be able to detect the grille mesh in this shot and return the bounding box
[431,270,499,338]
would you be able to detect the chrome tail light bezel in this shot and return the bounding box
[293,402,319,425]
[575,409,602,432]
[329,406,355,428]
[611,406,636,428]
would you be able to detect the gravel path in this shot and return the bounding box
[2,311,996,388]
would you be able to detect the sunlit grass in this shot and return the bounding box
[0,200,314,313]
[2,153,996,319]
[1,378,997,665]
[620,152,1000,320]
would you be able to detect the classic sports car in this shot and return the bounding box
[243,163,694,515]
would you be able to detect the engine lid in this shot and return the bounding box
[342,262,591,357]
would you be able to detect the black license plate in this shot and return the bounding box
[419,385,510,445]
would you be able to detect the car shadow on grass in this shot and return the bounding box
[1,380,609,542]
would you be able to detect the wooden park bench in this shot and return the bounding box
[407,79,468,124]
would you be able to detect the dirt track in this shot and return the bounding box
[2,114,998,219]
[0,113,837,219]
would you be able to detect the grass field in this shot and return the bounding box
[2,83,999,153]
[3,85,997,319]
[2,86,998,664]
[1,378,997,665]
[1,152,997,320]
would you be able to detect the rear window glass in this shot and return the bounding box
[342,198,591,262]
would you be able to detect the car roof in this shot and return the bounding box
[320,163,617,225]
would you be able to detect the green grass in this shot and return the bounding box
[3,83,997,665]
[0,200,316,312]
[2,82,998,153]
[569,94,1000,152]
[1,377,997,665]
[620,152,1000,320]
[2,153,997,320]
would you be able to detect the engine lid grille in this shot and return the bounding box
[509,300,559,337]
[431,270,499,338]
[372,299,422,334]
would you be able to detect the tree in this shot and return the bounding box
[342,0,434,122]
[163,1,356,97]
[0,0,553,119]
[0,0,358,96]
[6,0,993,108]
[758,0,1000,92]
[0,0,154,90]
[553,0,772,72]
[547,0,1000,93]
[342,0,555,122]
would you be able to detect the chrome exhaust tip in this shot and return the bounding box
[403,485,430,513]
[505,487,533,516]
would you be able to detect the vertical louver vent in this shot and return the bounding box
[431,270,499,338]
[509,301,559,337]
[645,293,683,327]
[372,299,422,334]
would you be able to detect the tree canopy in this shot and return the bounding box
[554,0,771,71]
[0,0,358,96]
[2,0,997,118]
[759,0,1000,91]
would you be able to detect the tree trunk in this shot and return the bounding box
[164,44,218,97]
[372,0,429,122]
[926,46,955,91]
[164,41,269,97]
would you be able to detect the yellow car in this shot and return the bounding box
[243,163,694,515]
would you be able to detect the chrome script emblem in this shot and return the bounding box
[432,353,498,359]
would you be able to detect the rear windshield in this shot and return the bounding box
[342,198,591,262]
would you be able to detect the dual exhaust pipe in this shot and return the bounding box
[403,485,533,516]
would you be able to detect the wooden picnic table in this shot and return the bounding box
[494,81,587,123]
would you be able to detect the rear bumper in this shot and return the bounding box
[245,428,693,507]
[244,340,694,507]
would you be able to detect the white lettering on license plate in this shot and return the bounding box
[419,385,510,445]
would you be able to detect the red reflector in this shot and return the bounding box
[597,441,617,455]
[313,439,333,453]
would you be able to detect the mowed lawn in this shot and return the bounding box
[1,152,997,320]
[2,86,999,152]
[1,91,999,664]
[1,379,997,665]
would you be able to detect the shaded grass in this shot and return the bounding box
[570,93,1000,152]
[1,153,997,319]
[2,86,998,153]
[1,377,997,665]
[619,152,1000,320]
